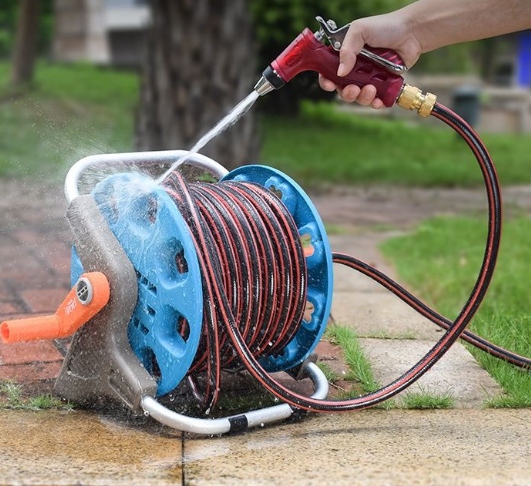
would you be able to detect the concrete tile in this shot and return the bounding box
[358,338,503,407]
[332,291,442,340]
[184,409,531,485]
[0,410,182,485]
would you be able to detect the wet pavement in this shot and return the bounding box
[1,408,530,485]
[0,410,182,485]
[185,409,531,486]
[328,232,503,407]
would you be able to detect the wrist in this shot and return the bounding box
[398,3,432,54]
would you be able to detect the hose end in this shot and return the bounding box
[397,84,437,117]
[254,76,275,96]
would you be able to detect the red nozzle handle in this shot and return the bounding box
[270,28,404,107]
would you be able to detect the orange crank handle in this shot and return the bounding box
[0,272,110,343]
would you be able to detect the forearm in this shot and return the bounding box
[402,0,531,52]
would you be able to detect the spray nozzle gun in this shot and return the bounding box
[255,16,434,114]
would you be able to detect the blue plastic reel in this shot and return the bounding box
[223,166,333,373]
[71,166,333,395]
[71,173,203,397]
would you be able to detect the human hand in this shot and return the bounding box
[319,12,423,108]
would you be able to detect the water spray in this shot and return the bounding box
[1,17,526,435]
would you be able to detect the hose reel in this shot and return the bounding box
[70,164,333,402]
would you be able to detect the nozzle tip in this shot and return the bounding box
[254,76,275,96]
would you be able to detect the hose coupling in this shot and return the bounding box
[397,84,437,117]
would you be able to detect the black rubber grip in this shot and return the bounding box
[228,415,249,434]
[263,65,285,90]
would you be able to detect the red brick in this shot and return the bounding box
[13,230,43,246]
[0,361,62,383]
[0,340,63,365]
[20,288,67,313]
[0,302,22,315]
[0,282,15,301]
[0,255,50,284]
[46,249,71,275]
[0,313,37,321]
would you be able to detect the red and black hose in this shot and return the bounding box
[161,102,527,412]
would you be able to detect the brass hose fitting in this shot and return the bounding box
[397,84,437,117]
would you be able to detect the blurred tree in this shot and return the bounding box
[136,0,258,169]
[0,1,53,61]
[0,4,18,59]
[11,0,40,85]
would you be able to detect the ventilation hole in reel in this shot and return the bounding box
[147,196,158,224]
[268,185,283,199]
[177,316,190,342]
[140,322,150,335]
[303,301,315,323]
[146,305,156,316]
[146,348,162,381]
[300,233,315,258]
[175,249,189,274]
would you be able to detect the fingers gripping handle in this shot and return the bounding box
[1,272,110,343]
[270,29,404,107]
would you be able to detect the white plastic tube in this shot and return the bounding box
[64,150,229,203]
[141,362,329,435]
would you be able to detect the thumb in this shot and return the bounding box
[338,21,366,77]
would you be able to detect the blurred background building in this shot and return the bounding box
[53,0,149,68]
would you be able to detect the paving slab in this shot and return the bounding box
[332,291,443,340]
[358,338,502,407]
[328,233,502,405]
[0,410,182,486]
[184,409,531,486]
[329,233,442,339]
[1,408,531,485]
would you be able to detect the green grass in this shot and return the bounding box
[325,325,456,409]
[1,62,530,188]
[316,361,340,382]
[0,380,73,411]
[382,216,531,408]
[0,62,137,179]
[326,325,379,394]
[401,388,455,409]
[261,101,531,187]
[212,392,276,416]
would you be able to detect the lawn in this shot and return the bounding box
[1,62,530,186]
[263,102,531,187]
[0,62,137,179]
[381,216,531,407]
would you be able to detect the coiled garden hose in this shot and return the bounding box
[158,102,511,412]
